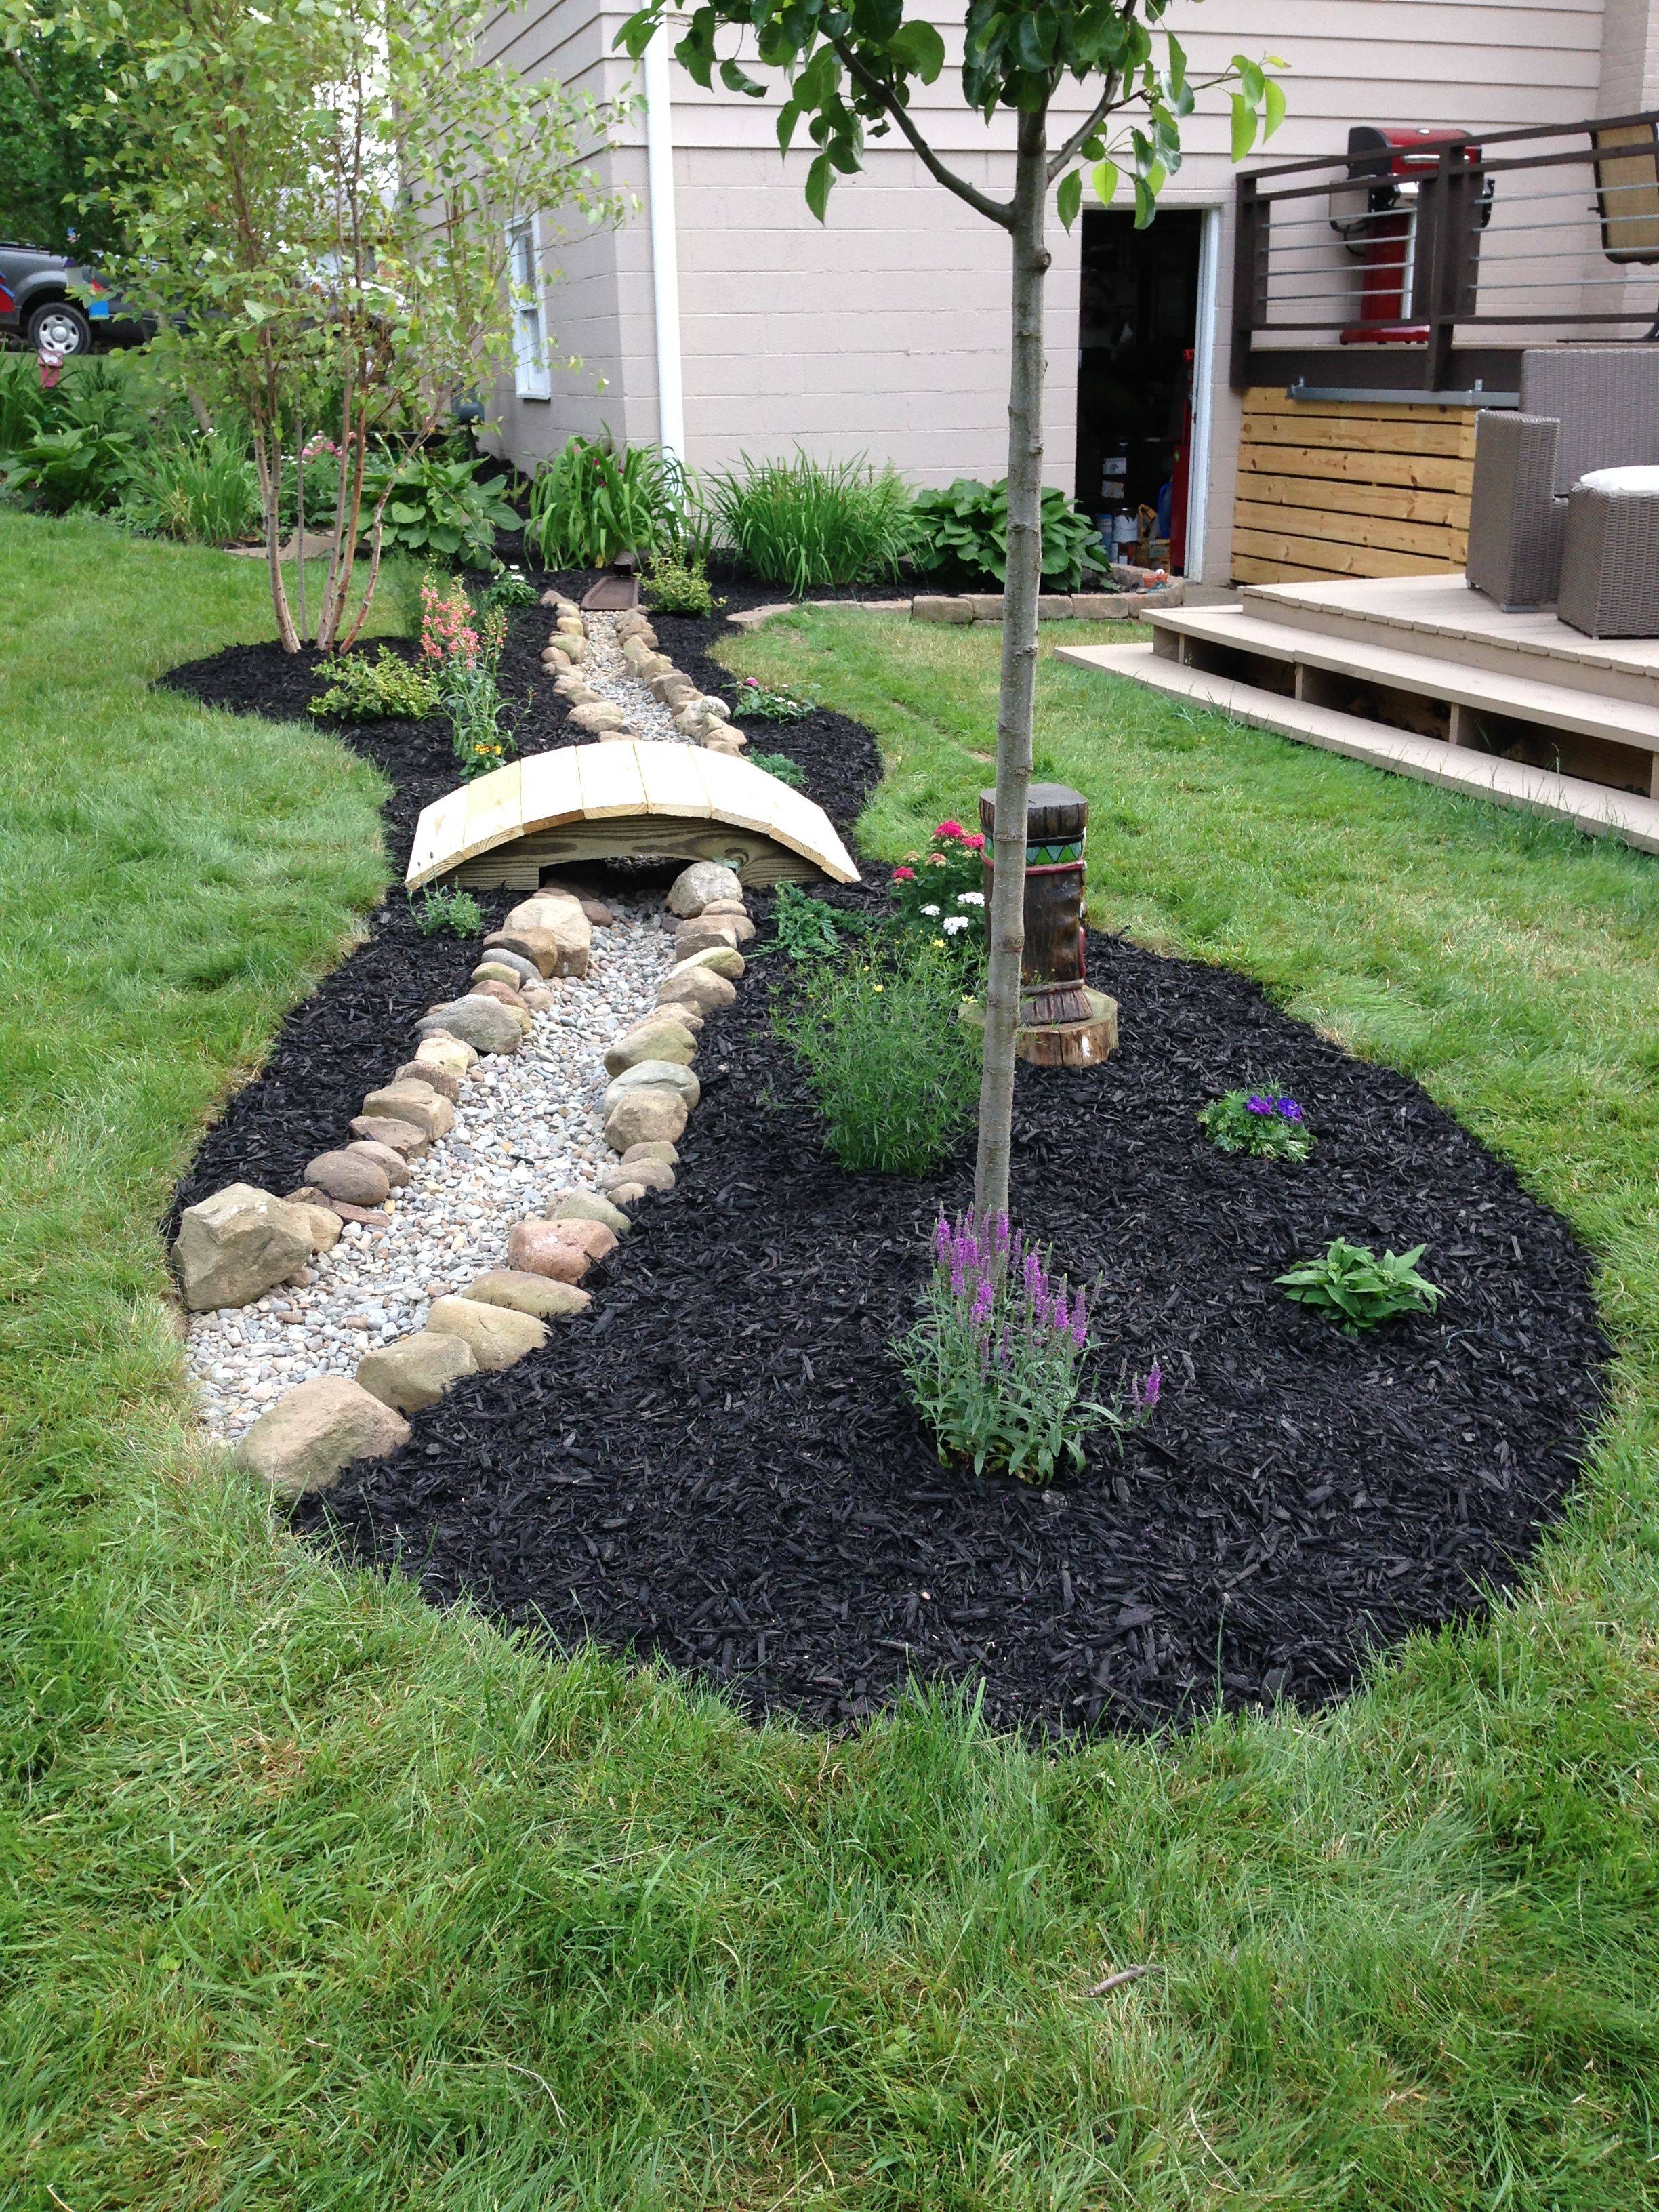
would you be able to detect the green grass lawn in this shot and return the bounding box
[4,515,1659,2210]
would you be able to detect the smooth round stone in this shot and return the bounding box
[304,1149,391,1206]
[504,1221,593,1282]
[345,1139,412,1187]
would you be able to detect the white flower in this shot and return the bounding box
[920,903,941,916]
[956,889,985,906]
[943,914,970,935]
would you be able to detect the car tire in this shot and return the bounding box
[26,300,94,356]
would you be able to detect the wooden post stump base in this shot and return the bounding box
[958,987,1119,1069]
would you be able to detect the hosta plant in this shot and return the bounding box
[366,452,520,567]
[1277,1240,1443,1336]
[1200,1086,1313,1162]
[896,1208,1158,1485]
[908,478,1105,592]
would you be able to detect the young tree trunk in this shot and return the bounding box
[973,105,1049,1221]
[251,418,300,655]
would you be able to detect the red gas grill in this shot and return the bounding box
[1331,125,1488,344]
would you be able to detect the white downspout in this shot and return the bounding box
[644,30,687,463]
[1184,204,1222,585]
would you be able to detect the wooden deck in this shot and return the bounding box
[406,741,861,893]
[1056,575,1659,857]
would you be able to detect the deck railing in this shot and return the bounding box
[1233,112,1659,392]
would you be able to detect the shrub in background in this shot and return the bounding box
[412,886,485,936]
[5,423,136,514]
[527,436,704,568]
[309,649,440,722]
[1277,1240,1443,1335]
[896,1208,1158,1484]
[710,453,913,594]
[644,551,718,616]
[120,432,262,545]
[364,450,520,568]
[773,937,980,1174]
[1199,1087,1313,1162]
[477,560,537,611]
[748,750,807,790]
[909,478,1105,592]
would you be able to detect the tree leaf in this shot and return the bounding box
[1233,54,1265,103]
[1091,158,1119,207]
[889,19,945,81]
[1263,78,1286,140]
[777,99,801,154]
[1230,91,1258,163]
[804,149,833,222]
[1056,167,1082,230]
[718,56,766,96]
[1132,171,1158,228]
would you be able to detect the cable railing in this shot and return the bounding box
[1232,114,1659,394]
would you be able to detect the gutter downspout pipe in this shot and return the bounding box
[644,30,687,464]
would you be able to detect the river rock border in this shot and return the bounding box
[726,573,1185,632]
[173,590,764,1502]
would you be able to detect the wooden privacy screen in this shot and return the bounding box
[1231,388,1475,586]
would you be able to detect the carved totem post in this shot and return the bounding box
[974,781,1118,1068]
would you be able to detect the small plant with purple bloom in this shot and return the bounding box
[1199,1084,1314,1162]
[896,1208,1158,1484]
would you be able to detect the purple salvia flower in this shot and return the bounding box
[972,1279,994,1326]
[998,1324,1012,1366]
[1138,1359,1162,1412]
[934,1214,952,1261]
[950,1263,966,1300]
[1071,1286,1088,1349]
[994,1211,1011,1254]
[1052,1290,1069,1338]
[1023,1250,1043,1303]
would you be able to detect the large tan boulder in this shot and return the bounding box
[361,1080,453,1141]
[394,1058,462,1103]
[417,995,523,1054]
[604,1016,697,1075]
[304,1148,391,1207]
[234,1376,410,1500]
[413,1031,478,1077]
[603,1086,689,1152]
[603,1060,700,1115]
[174,1183,314,1312]
[463,1270,592,1319]
[426,1295,548,1371]
[656,964,737,1017]
[568,700,626,734]
[356,1330,478,1414]
[666,861,744,918]
[289,1199,344,1254]
[348,1119,427,1162]
[664,944,745,983]
[504,1220,596,1281]
[551,1190,631,1237]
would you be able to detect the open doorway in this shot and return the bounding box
[1076,207,1202,572]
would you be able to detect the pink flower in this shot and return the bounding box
[892,865,916,882]
[963,832,986,851]
[935,819,965,840]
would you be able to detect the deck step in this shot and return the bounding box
[1052,642,1659,857]
[1147,607,1659,754]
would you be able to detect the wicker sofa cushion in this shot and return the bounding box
[1578,466,1659,494]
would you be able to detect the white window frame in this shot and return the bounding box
[508,216,552,401]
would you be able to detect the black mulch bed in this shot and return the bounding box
[300,916,1607,1739]
[163,567,1607,1738]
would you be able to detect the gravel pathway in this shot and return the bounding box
[184,605,692,1443]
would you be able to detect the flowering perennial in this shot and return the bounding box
[895,1208,1155,1485]
[1198,1085,1314,1162]
[420,581,512,779]
[892,819,988,951]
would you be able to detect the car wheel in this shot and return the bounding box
[26,300,94,356]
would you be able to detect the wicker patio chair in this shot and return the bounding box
[1466,348,1659,611]
[1466,413,1565,611]
[1557,466,1659,637]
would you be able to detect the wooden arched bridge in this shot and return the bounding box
[405,741,860,893]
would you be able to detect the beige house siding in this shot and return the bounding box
[484,0,1620,584]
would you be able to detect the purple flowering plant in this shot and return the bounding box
[1198,1084,1314,1162]
[895,1207,1158,1485]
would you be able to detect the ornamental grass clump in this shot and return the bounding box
[897,1208,1157,1484]
[1199,1085,1313,1162]
[773,939,979,1174]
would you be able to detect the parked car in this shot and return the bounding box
[0,243,145,354]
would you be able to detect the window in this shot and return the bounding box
[508,218,551,401]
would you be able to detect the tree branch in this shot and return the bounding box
[1047,76,1122,182]
[832,39,1015,229]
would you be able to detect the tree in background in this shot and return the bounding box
[619,0,1283,1214]
[0,4,123,255]
[36,0,631,651]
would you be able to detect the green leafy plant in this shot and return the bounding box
[908,478,1105,592]
[308,649,441,722]
[773,937,981,1174]
[644,551,718,615]
[0,354,49,455]
[1200,1086,1314,1162]
[747,750,807,790]
[5,422,135,513]
[766,882,865,960]
[890,818,987,928]
[733,674,812,720]
[120,432,262,544]
[1277,1240,1443,1336]
[411,885,485,936]
[527,436,704,568]
[710,453,914,593]
[897,1207,1158,1483]
[364,451,520,567]
[476,560,537,610]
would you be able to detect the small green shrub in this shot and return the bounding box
[0,354,49,454]
[1277,1239,1443,1335]
[527,437,703,568]
[120,432,262,545]
[733,674,812,720]
[365,451,520,567]
[476,560,537,611]
[309,649,440,722]
[645,552,717,616]
[710,453,913,593]
[909,478,1105,591]
[773,938,980,1174]
[5,422,135,513]
[748,750,807,790]
[1200,1086,1314,1162]
[412,886,485,937]
[767,882,867,960]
